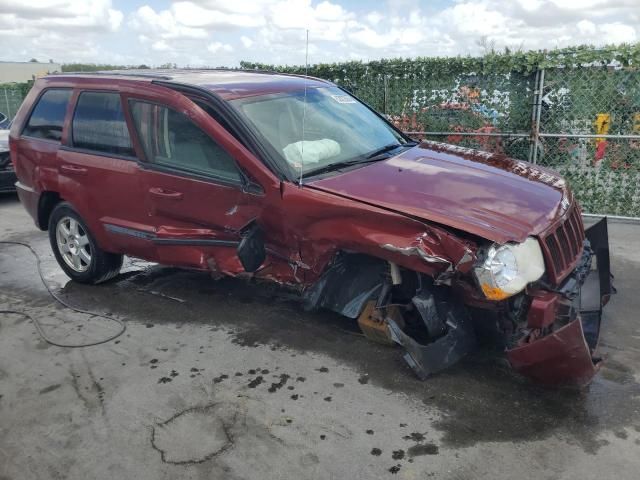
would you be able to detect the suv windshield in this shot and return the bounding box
[231,87,409,178]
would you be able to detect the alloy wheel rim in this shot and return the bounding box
[55,216,92,273]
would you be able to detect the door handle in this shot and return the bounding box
[149,187,183,200]
[60,165,88,176]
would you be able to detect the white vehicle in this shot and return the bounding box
[0,120,16,193]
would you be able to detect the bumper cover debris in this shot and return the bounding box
[507,217,614,387]
[387,290,476,379]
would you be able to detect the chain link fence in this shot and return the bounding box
[0,86,28,122]
[3,56,640,217]
[332,65,639,218]
[534,67,640,216]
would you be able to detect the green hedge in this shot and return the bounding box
[241,43,640,79]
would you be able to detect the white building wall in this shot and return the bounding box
[0,62,61,83]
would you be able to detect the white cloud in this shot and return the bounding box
[0,0,122,31]
[599,22,637,44]
[365,11,383,26]
[0,0,638,67]
[441,2,513,37]
[207,42,234,53]
[129,5,208,39]
[577,19,596,35]
[0,0,123,63]
[171,2,265,28]
[240,36,254,48]
[152,40,170,51]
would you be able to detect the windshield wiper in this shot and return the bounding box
[303,142,418,178]
[303,157,382,177]
[365,142,403,159]
[365,141,418,159]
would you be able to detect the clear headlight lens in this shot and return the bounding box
[474,237,545,301]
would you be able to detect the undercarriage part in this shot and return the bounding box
[303,254,386,318]
[357,300,404,345]
[412,291,447,338]
[389,262,402,285]
[387,288,476,379]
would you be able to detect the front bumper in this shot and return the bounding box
[506,218,614,387]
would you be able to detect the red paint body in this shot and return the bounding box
[507,319,600,387]
[9,71,608,386]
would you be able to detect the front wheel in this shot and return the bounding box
[48,202,123,284]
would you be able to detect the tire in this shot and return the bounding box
[48,202,123,284]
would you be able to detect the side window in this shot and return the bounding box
[72,92,134,157]
[129,100,241,182]
[23,89,72,141]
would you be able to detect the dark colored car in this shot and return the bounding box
[0,124,17,193]
[9,70,613,386]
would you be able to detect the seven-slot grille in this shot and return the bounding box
[540,202,585,285]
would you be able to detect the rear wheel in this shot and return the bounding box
[48,202,123,284]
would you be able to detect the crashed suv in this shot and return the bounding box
[10,70,612,386]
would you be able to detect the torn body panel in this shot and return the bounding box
[506,318,600,387]
[387,289,476,379]
[303,254,387,318]
[506,218,613,386]
[279,183,478,283]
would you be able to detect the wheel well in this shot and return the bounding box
[37,191,63,231]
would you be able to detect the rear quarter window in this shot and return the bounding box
[22,89,72,141]
[72,91,134,157]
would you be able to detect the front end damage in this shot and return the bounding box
[506,218,614,386]
[304,218,613,387]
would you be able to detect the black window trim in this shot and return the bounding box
[67,89,138,160]
[20,87,73,143]
[126,97,245,188]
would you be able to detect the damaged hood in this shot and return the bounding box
[308,141,568,244]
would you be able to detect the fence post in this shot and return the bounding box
[531,68,545,165]
[383,75,388,115]
[528,69,540,163]
[4,89,11,119]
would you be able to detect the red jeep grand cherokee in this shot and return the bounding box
[9,70,613,386]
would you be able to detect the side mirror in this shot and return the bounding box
[237,224,266,272]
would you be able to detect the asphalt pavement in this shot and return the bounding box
[1,191,639,479]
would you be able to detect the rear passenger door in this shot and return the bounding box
[126,97,263,271]
[59,90,152,258]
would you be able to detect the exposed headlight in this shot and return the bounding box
[473,237,545,300]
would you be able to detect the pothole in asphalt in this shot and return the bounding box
[151,404,233,464]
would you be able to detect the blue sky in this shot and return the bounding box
[1,1,638,67]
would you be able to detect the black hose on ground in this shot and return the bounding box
[0,240,126,347]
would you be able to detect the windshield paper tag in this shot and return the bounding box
[331,95,356,104]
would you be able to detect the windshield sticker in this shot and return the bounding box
[331,95,356,104]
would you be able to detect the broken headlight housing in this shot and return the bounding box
[473,237,545,301]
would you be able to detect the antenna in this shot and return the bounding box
[299,29,309,187]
